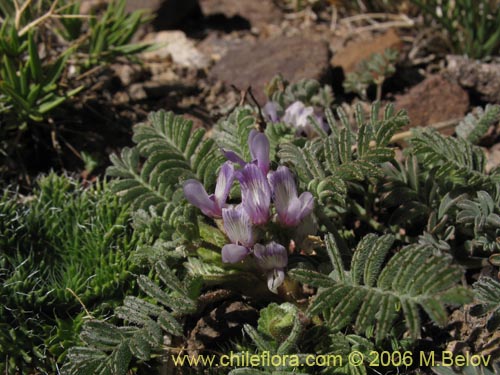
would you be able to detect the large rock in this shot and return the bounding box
[200,0,282,28]
[447,55,500,104]
[331,29,402,74]
[394,74,469,130]
[210,35,330,103]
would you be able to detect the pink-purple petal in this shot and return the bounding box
[282,197,303,226]
[223,149,246,167]
[269,166,310,226]
[222,244,250,263]
[222,205,254,247]
[296,107,315,129]
[263,101,280,123]
[267,269,285,294]
[298,191,314,220]
[268,165,314,226]
[214,161,234,210]
[183,179,218,217]
[254,242,288,270]
[254,242,288,293]
[282,101,303,124]
[283,101,318,136]
[237,164,271,225]
[248,130,270,175]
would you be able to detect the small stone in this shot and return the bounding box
[113,91,130,105]
[331,29,402,74]
[210,35,330,103]
[127,83,147,101]
[394,74,469,130]
[142,31,210,69]
[112,64,143,86]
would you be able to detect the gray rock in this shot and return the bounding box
[209,35,330,103]
[142,31,210,69]
[446,55,500,104]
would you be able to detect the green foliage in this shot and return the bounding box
[0,173,136,374]
[63,260,199,375]
[3,85,497,375]
[212,106,295,164]
[379,155,439,227]
[343,49,398,101]
[411,0,500,58]
[266,75,334,110]
[0,29,82,125]
[278,103,408,210]
[258,303,299,342]
[432,363,500,375]
[228,304,306,375]
[213,106,258,163]
[290,233,472,343]
[470,277,500,332]
[310,329,375,375]
[56,1,84,41]
[84,0,151,68]
[109,110,225,204]
[0,0,148,161]
[410,128,500,191]
[456,104,500,145]
[456,191,500,253]
[107,110,227,257]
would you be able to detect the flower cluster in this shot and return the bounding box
[263,101,326,137]
[183,130,314,293]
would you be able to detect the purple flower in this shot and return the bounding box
[283,101,313,128]
[221,204,254,263]
[223,130,270,176]
[282,101,325,136]
[223,150,246,168]
[248,130,270,176]
[183,161,234,218]
[254,242,288,293]
[268,166,314,227]
[263,101,280,123]
[236,163,271,225]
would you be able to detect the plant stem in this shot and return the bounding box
[390,118,461,143]
[19,0,58,36]
[376,82,383,102]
